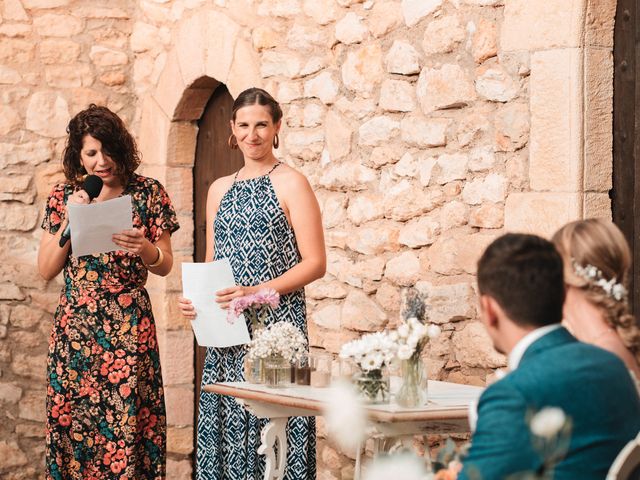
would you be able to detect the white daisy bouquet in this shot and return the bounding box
[339,331,396,402]
[339,331,397,373]
[246,321,307,363]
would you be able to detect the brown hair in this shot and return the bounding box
[478,233,565,328]
[552,218,640,357]
[62,104,140,186]
[231,88,283,124]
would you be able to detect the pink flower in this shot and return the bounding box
[227,288,280,325]
[251,288,280,309]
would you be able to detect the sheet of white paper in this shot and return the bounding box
[182,259,251,348]
[68,195,133,258]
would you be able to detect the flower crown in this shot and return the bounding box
[572,260,628,302]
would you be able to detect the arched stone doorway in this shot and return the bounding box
[136,9,262,477]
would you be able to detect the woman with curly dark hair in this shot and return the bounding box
[38,104,180,479]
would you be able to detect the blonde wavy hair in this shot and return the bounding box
[552,218,640,359]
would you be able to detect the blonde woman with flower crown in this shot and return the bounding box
[552,218,640,389]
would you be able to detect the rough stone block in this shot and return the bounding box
[585,0,616,48]
[401,0,443,27]
[311,302,342,330]
[505,192,581,237]
[379,79,416,112]
[302,0,340,25]
[325,110,352,161]
[529,49,583,192]
[422,14,465,55]
[342,44,384,96]
[400,117,448,148]
[154,50,187,120]
[472,17,497,64]
[384,251,421,286]
[500,0,584,51]
[0,39,34,63]
[18,390,46,422]
[139,95,170,170]
[165,386,194,426]
[345,220,400,255]
[335,12,368,45]
[417,64,476,114]
[0,204,39,231]
[428,232,496,275]
[167,426,194,455]
[341,290,387,331]
[415,281,477,324]
[227,39,263,99]
[158,330,194,386]
[26,92,69,138]
[34,14,83,37]
[454,321,506,368]
[584,47,613,192]
[369,1,403,38]
[584,192,611,218]
[0,441,28,469]
[385,40,421,75]
[45,64,94,88]
[0,104,21,135]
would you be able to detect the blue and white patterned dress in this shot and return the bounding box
[197,163,316,480]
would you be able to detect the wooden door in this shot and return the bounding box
[613,0,640,311]
[193,84,244,449]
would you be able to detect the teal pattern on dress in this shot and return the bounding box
[197,164,316,480]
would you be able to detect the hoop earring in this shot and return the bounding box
[228,134,238,150]
[273,134,279,149]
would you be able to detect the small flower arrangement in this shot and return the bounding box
[390,288,441,360]
[247,321,307,363]
[340,331,396,402]
[390,317,441,361]
[340,331,397,374]
[387,289,441,407]
[228,288,280,328]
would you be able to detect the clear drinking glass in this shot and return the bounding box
[309,352,332,387]
[295,353,312,386]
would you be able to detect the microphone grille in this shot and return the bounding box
[83,175,104,200]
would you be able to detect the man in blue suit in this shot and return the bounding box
[460,233,640,480]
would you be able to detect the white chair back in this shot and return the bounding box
[607,432,640,480]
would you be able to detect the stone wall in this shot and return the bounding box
[0,0,616,479]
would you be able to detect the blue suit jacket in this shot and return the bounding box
[460,327,640,480]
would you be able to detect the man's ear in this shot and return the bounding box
[479,294,500,329]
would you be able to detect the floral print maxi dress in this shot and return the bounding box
[42,175,179,480]
[197,166,316,480]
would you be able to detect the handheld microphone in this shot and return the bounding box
[59,175,104,248]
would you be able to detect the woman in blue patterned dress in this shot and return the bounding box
[38,105,179,479]
[178,88,326,479]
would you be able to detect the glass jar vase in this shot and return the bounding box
[263,355,292,388]
[243,356,264,384]
[395,356,428,408]
[354,368,390,404]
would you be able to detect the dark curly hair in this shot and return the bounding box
[62,104,140,186]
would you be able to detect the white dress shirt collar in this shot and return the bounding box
[507,324,562,371]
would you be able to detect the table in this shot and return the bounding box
[204,380,484,480]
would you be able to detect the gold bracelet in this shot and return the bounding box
[144,246,164,268]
